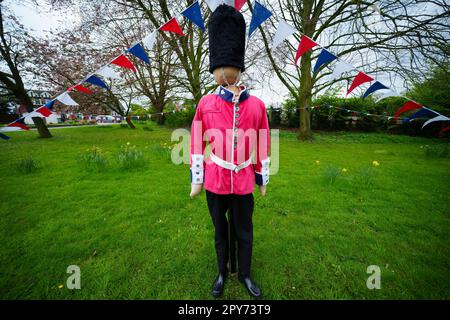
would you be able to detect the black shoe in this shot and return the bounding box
[239,277,262,299]
[212,273,227,298]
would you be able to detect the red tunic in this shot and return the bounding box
[190,86,270,195]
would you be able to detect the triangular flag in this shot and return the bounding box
[44,99,56,110]
[9,118,29,131]
[295,35,318,65]
[181,1,205,31]
[347,71,374,95]
[272,20,296,51]
[35,106,53,117]
[375,90,400,102]
[160,17,185,36]
[362,81,389,99]
[0,132,10,140]
[393,101,422,118]
[313,49,337,73]
[111,54,137,73]
[70,84,94,94]
[96,66,121,80]
[329,60,354,81]
[422,115,450,129]
[249,1,273,38]
[142,31,157,51]
[56,92,79,106]
[235,0,247,10]
[403,107,439,123]
[85,75,109,89]
[127,43,150,64]
[205,0,221,11]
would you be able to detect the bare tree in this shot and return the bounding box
[255,0,450,140]
[0,0,52,138]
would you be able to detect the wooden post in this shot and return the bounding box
[227,210,237,274]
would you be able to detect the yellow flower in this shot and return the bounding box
[315,160,320,165]
[342,168,348,173]
[127,142,131,146]
[58,284,64,289]
[372,160,380,166]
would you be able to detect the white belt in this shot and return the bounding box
[210,153,252,174]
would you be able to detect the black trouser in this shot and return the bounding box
[206,190,254,279]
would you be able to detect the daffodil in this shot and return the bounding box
[372,160,380,166]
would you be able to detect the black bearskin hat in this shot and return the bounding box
[208,4,246,73]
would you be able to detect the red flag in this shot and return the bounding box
[69,84,94,94]
[295,35,318,65]
[393,101,422,118]
[347,71,374,95]
[160,17,185,36]
[36,106,52,117]
[111,54,137,73]
[235,0,247,10]
[10,120,29,131]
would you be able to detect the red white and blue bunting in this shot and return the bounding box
[1,0,448,140]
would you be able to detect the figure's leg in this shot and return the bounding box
[229,193,254,279]
[230,193,261,298]
[205,190,230,275]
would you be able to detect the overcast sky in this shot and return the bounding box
[8,0,417,106]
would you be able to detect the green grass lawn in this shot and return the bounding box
[0,124,449,299]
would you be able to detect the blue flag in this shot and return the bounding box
[127,43,150,64]
[181,1,205,31]
[44,99,56,110]
[0,132,10,140]
[85,75,109,89]
[249,1,273,38]
[362,81,389,99]
[313,49,337,73]
[403,108,439,123]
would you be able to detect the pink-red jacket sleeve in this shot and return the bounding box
[190,100,206,184]
[255,102,270,186]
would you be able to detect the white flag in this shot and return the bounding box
[56,92,79,106]
[0,126,22,132]
[223,0,234,7]
[96,66,121,80]
[142,31,157,51]
[329,60,355,81]
[272,20,296,51]
[375,90,400,103]
[422,115,450,129]
[205,0,222,11]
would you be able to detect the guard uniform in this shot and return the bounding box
[190,85,270,278]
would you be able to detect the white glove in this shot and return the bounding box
[259,185,267,197]
[190,184,203,198]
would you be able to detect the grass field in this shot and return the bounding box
[0,123,449,299]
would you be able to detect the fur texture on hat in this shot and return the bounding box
[208,4,246,73]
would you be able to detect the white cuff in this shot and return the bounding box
[191,154,204,184]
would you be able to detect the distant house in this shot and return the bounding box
[27,90,55,107]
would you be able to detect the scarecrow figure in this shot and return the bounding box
[189,4,270,298]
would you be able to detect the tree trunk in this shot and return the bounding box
[126,115,136,129]
[297,51,314,141]
[32,117,52,138]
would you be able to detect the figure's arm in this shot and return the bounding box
[190,102,205,198]
[255,102,270,196]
